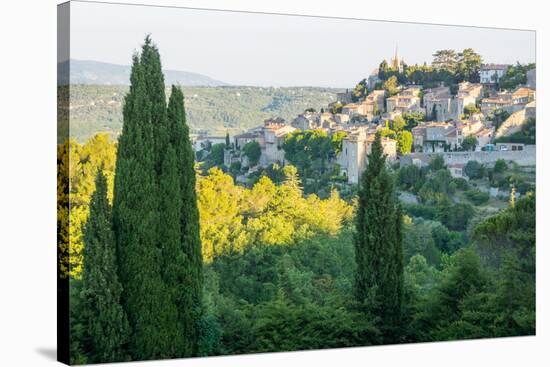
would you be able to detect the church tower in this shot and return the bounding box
[390,46,403,73]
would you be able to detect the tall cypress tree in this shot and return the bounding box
[112,37,180,360]
[166,85,203,356]
[80,171,129,363]
[354,133,404,342]
[112,36,203,360]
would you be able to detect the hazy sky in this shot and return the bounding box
[70,1,536,88]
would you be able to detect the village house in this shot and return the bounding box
[336,90,353,104]
[474,127,495,148]
[511,87,536,104]
[227,118,296,169]
[341,103,362,117]
[386,86,422,114]
[360,90,386,120]
[337,126,397,184]
[334,113,351,125]
[480,96,511,115]
[479,64,508,85]
[480,87,536,114]
[233,129,264,150]
[447,163,466,179]
[412,122,460,153]
[260,118,296,166]
[454,81,483,120]
[412,116,494,153]
[424,85,453,121]
[291,111,320,130]
[319,112,336,127]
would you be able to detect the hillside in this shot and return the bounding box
[66,85,341,142]
[61,59,228,86]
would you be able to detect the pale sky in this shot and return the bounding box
[69,0,536,88]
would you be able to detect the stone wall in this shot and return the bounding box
[401,145,536,167]
[496,108,526,138]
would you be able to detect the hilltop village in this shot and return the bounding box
[192,49,536,190]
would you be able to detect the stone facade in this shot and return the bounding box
[479,64,508,84]
[386,86,422,114]
[337,127,397,184]
[401,145,535,167]
[424,86,453,121]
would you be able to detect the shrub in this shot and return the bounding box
[464,189,490,205]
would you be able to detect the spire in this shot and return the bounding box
[391,45,401,71]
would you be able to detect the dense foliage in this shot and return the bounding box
[78,172,129,364]
[67,85,340,142]
[197,167,353,262]
[281,129,348,195]
[498,62,536,90]
[71,37,203,363]
[57,133,117,278]
[377,48,483,88]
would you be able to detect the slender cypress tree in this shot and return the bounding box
[166,85,203,356]
[80,171,129,363]
[354,133,404,342]
[112,37,180,360]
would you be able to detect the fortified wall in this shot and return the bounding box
[400,145,536,167]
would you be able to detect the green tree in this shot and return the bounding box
[428,155,446,171]
[461,136,478,152]
[354,133,404,341]
[392,115,406,132]
[112,36,202,360]
[396,131,413,155]
[332,102,343,114]
[402,111,425,130]
[165,85,204,356]
[351,78,369,102]
[490,109,510,130]
[493,159,508,174]
[464,160,484,179]
[462,104,480,119]
[331,131,348,155]
[456,48,482,83]
[432,49,458,74]
[113,39,177,359]
[499,62,535,90]
[383,75,399,96]
[243,141,262,166]
[80,171,129,363]
[414,247,489,341]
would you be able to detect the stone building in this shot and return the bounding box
[454,82,483,119]
[260,118,296,166]
[386,86,422,113]
[424,86,453,121]
[337,127,397,184]
[479,64,508,85]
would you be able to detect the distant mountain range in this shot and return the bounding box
[59,59,228,86]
